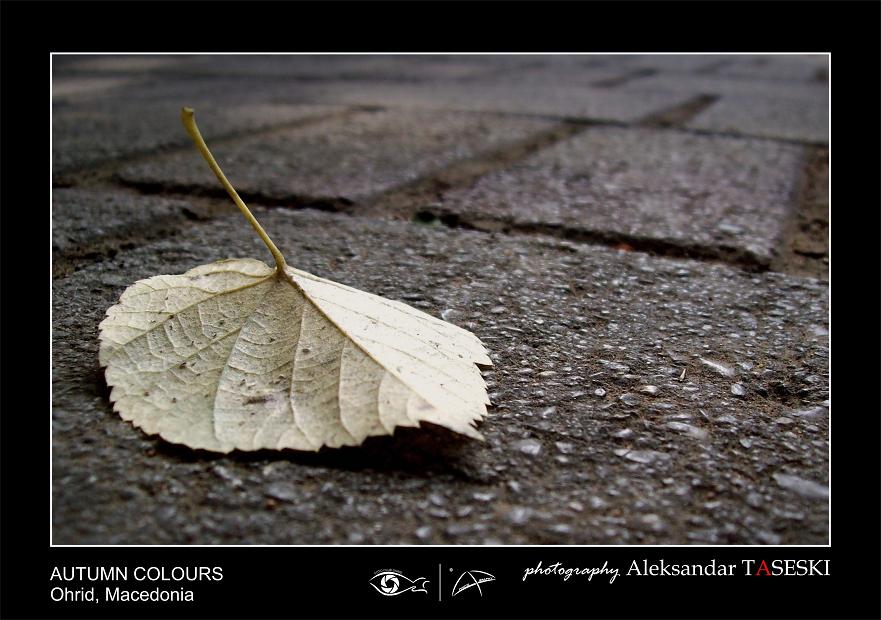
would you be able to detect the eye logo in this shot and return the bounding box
[369,570,429,596]
[379,574,399,594]
[452,570,496,597]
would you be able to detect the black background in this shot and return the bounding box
[2,2,878,619]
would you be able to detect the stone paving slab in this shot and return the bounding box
[56,54,512,82]
[52,76,139,100]
[116,109,559,202]
[610,55,746,74]
[620,73,828,143]
[620,54,829,83]
[66,54,818,84]
[64,68,690,126]
[625,72,828,103]
[54,55,195,75]
[51,55,620,109]
[52,208,828,545]
[714,55,828,83]
[437,125,806,265]
[688,95,828,144]
[158,55,507,81]
[52,189,194,275]
[298,78,692,123]
[55,75,322,113]
[55,54,658,83]
[68,55,682,121]
[53,100,342,175]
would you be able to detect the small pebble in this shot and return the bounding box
[700,358,735,377]
[555,441,575,454]
[514,439,542,456]
[506,507,531,525]
[773,474,828,500]
[265,482,299,502]
[619,393,640,406]
[614,449,666,464]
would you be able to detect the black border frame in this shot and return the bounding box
[3,2,878,618]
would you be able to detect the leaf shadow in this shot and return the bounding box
[151,423,496,484]
[96,368,497,483]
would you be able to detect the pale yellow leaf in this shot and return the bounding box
[99,259,492,452]
[97,107,493,453]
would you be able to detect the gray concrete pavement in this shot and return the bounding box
[438,126,807,266]
[52,54,829,545]
[115,109,559,202]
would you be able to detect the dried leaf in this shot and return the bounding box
[98,108,492,452]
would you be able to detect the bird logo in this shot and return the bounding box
[452,570,496,597]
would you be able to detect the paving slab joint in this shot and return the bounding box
[54,106,368,186]
[113,177,355,214]
[639,93,719,128]
[770,146,829,279]
[364,121,593,218]
[591,68,659,89]
[410,210,773,272]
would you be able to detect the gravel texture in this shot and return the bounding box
[52,210,829,545]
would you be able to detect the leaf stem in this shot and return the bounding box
[181,107,287,270]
